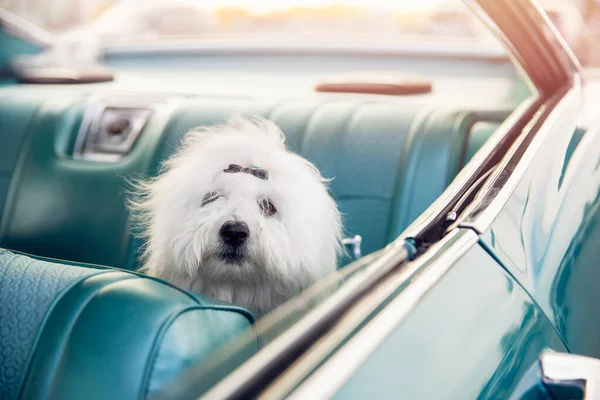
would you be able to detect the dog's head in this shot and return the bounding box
[130,117,342,299]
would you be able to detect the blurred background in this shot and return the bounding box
[0,0,599,65]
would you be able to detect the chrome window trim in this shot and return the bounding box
[284,229,478,400]
[523,0,583,80]
[462,0,538,96]
[458,79,582,232]
[402,0,576,242]
[466,0,580,93]
[401,95,538,240]
[441,0,583,233]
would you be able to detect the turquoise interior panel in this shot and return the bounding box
[0,90,47,221]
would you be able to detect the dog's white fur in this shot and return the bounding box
[129,117,342,316]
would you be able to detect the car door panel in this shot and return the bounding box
[479,87,600,357]
[329,242,566,400]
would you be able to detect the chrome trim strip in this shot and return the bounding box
[401,95,537,240]
[0,7,54,46]
[285,229,478,400]
[403,0,587,240]
[199,240,410,400]
[467,0,579,92]
[523,0,583,78]
[463,0,538,95]
[540,351,600,400]
[458,78,582,232]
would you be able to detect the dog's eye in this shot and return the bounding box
[258,199,277,216]
[201,192,221,207]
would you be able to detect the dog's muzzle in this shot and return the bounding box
[219,221,249,246]
[218,221,249,263]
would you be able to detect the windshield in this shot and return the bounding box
[1,0,504,50]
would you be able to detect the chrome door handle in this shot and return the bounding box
[512,350,600,400]
[541,351,600,400]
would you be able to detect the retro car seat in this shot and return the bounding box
[0,248,256,400]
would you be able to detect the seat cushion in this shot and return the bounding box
[0,248,256,400]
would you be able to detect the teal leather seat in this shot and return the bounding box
[0,91,509,269]
[0,248,256,400]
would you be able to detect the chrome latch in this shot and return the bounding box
[342,235,362,261]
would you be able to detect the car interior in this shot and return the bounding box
[0,5,533,399]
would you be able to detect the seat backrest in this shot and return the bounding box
[0,92,507,269]
[0,248,256,400]
[141,98,507,261]
[153,98,430,259]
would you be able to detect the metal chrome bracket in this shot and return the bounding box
[73,95,162,162]
[342,235,362,261]
[540,351,600,400]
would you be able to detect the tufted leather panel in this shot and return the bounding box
[0,93,509,270]
[0,249,256,400]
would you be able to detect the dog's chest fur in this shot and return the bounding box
[190,279,291,317]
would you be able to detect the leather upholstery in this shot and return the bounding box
[0,92,507,269]
[0,249,256,400]
[463,121,501,166]
[0,91,47,222]
[0,249,93,400]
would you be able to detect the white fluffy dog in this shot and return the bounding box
[130,117,342,317]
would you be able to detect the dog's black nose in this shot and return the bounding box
[220,221,249,246]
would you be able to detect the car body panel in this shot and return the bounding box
[479,84,600,357]
[330,241,566,399]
